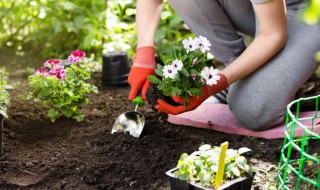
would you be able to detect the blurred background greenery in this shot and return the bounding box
[0,0,319,70]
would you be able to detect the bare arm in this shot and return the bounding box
[221,0,287,84]
[136,0,163,47]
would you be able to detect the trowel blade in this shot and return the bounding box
[111,111,145,138]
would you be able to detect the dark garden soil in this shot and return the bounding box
[0,70,319,190]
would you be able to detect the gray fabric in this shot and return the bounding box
[168,0,320,131]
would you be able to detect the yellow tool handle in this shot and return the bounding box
[215,141,229,189]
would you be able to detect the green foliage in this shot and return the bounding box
[302,0,320,25]
[174,144,253,188]
[0,0,107,59]
[0,0,192,61]
[103,0,137,58]
[155,1,193,55]
[0,75,13,118]
[27,55,98,122]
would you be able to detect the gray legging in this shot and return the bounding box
[167,0,320,131]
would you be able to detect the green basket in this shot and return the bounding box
[277,95,320,190]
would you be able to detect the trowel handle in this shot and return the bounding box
[132,96,144,107]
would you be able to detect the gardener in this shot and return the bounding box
[128,0,320,131]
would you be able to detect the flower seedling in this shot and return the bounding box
[147,36,221,107]
[174,142,254,189]
[0,74,13,154]
[26,50,98,122]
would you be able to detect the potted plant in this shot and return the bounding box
[25,50,98,122]
[146,36,220,109]
[166,143,255,190]
[0,74,13,154]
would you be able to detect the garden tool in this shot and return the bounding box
[111,96,145,138]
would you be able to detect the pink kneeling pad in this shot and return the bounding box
[168,103,320,139]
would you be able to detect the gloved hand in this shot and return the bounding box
[128,46,156,101]
[155,73,228,115]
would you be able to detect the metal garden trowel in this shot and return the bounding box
[111,96,145,138]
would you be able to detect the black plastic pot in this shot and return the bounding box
[0,115,4,155]
[101,51,131,85]
[166,168,255,190]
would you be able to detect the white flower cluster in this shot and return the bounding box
[182,35,211,53]
[163,59,183,79]
[162,36,220,86]
[163,60,220,86]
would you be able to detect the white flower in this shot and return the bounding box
[195,36,211,53]
[163,65,178,79]
[172,59,183,71]
[201,66,221,86]
[182,37,197,51]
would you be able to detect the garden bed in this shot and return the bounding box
[0,72,319,190]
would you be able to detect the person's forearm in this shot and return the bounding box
[220,0,286,85]
[221,34,286,85]
[136,0,163,47]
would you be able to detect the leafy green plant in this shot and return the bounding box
[26,50,98,122]
[174,144,254,188]
[103,0,136,58]
[0,74,13,154]
[0,75,13,119]
[0,0,107,59]
[147,36,219,107]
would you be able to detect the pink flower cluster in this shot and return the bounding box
[68,50,86,63]
[34,50,86,80]
[35,59,66,80]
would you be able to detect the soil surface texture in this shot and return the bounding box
[0,71,319,190]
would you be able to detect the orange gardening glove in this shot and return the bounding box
[128,46,156,101]
[155,73,228,115]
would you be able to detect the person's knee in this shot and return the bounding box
[229,100,285,132]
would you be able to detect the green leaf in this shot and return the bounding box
[147,75,161,84]
[59,2,76,11]
[189,88,201,95]
[48,109,58,118]
[231,167,241,177]
[159,54,167,64]
[37,89,50,98]
[158,81,166,90]
[244,164,253,176]
[62,109,73,117]
[171,87,182,96]
[75,114,84,122]
[0,109,8,118]
[169,16,182,28]
[235,156,247,170]
[155,68,164,77]
[181,68,189,77]
[191,69,201,76]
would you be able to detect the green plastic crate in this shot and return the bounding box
[277,95,320,190]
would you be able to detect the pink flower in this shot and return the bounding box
[44,70,50,77]
[68,50,86,63]
[72,50,85,58]
[44,59,60,67]
[49,65,64,75]
[35,67,48,76]
[191,74,197,80]
[56,70,66,80]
